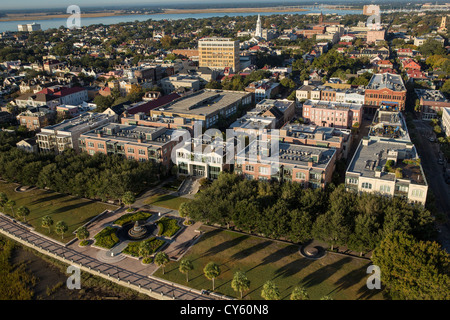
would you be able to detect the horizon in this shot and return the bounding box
[0,0,434,12]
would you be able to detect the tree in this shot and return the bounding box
[17,206,30,223]
[76,226,90,241]
[371,231,450,300]
[55,221,68,240]
[179,258,194,282]
[122,191,135,210]
[261,280,281,300]
[139,240,153,259]
[231,271,250,299]
[154,251,170,274]
[290,286,309,300]
[6,199,15,217]
[41,215,53,234]
[320,295,333,300]
[0,192,8,211]
[203,261,221,291]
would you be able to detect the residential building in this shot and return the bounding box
[368,105,410,141]
[230,99,295,133]
[245,79,280,102]
[17,23,41,32]
[367,29,386,44]
[198,37,240,72]
[160,75,201,95]
[302,100,363,129]
[346,137,428,205]
[365,73,407,110]
[415,89,450,120]
[235,139,337,189]
[16,138,38,153]
[17,106,54,131]
[279,123,352,159]
[36,112,114,153]
[79,124,177,167]
[443,107,450,137]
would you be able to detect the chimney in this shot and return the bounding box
[308,158,314,168]
[362,137,370,146]
[304,80,309,86]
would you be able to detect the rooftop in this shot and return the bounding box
[369,106,410,141]
[367,73,406,92]
[41,112,111,133]
[347,137,426,185]
[303,99,363,111]
[415,89,449,103]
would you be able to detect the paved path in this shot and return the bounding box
[0,213,215,300]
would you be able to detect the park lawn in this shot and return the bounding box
[144,193,192,210]
[153,226,385,300]
[0,182,117,242]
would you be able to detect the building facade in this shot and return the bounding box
[198,38,240,72]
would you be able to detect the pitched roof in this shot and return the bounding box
[127,93,181,115]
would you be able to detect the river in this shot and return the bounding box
[0,8,361,33]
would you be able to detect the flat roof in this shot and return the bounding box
[152,90,250,117]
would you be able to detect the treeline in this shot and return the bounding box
[0,132,160,201]
[180,173,436,256]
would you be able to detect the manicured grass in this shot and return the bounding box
[144,193,192,210]
[122,237,165,257]
[93,227,119,249]
[157,217,181,238]
[0,181,117,242]
[161,178,184,191]
[113,211,152,226]
[153,227,385,300]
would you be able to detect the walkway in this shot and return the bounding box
[0,213,215,300]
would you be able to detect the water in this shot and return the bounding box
[0,8,361,33]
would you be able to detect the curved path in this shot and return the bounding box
[0,214,215,301]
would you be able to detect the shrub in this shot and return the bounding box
[157,217,181,237]
[79,240,90,246]
[122,237,165,257]
[113,211,152,226]
[142,257,153,264]
[94,227,119,249]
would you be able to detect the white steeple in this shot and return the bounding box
[255,14,262,38]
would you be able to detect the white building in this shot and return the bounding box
[443,107,450,137]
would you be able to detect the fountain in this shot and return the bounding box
[127,221,149,240]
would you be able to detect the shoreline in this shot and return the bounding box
[0,7,309,22]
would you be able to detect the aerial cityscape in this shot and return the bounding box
[0,0,449,308]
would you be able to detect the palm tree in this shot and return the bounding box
[179,258,194,282]
[76,226,90,242]
[203,262,221,291]
[231,271,250,299]
[290,286,309,300]
[41,215,53,234]
[55,221,68,240]
[6,200,15,217]
[17,206,30,223]
[154,251,170,274]
[139,240,153,259]
[261,280,280,300]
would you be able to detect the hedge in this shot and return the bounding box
[113,211,152,226]
[94,227,119,249]
[157,217,181,238]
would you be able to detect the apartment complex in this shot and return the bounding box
[235,140,337,189]
[230,99,295,133]
[346,137,428,205]
[443,107,450,137]
[36,113,114,153]
[415,89,450,120]
[198,37,240,72]
[150,89,252,129]
[296,81,365,104]
[302,100,363,129]
[121,112,197,134]
[365,73,407,110]
[79,124,177,167]
[279,124,352,160]
[17,106,54,131]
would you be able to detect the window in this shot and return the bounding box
[411,189,424,198]
[138,149,146,155]
[127,147,135,153]
[362,182,372,189]
[347,178,358,185]
[259,167,269,175]
[379,185,391,193]
[88,142,94,148]
[245,165,254,171]
[296,172,306,180]
[98,143,104,149]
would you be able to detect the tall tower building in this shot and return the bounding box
[439,16,448,33]
[255,14,263,38]
[198,37,240,72]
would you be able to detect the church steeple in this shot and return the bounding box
[255,14,262,38]
[319,11,324,24]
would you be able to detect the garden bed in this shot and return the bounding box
[122,237,165,258]
[93,227,119,249]
[113,211,152,226]
[157,217,181,238]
